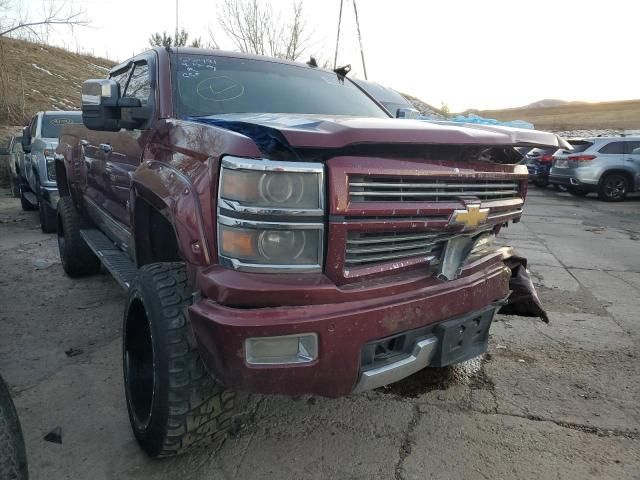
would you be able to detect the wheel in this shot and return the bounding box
[533,179,548,188]
[56,196,100,277]
[598,173,629,202]
[19,187,36,211]
[36,180,56,233]
[124,263,235,457]
[568,186,588,197]
[0,375,28,480]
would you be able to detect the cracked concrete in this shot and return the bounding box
[1,187,639,479]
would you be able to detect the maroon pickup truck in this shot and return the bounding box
[56,47,566,457]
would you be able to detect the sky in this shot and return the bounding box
[11,0,640,111]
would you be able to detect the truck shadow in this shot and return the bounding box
[376,355,486,398]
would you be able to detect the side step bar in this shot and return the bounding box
[80,229,137,290]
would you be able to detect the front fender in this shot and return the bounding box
[131,160,213,267]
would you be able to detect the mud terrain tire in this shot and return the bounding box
[37,180,56,233]
[123,263,235,457]
[19,188,35,211]
[0,375,28,480]
[56,196,100,277]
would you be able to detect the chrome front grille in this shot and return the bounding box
[345,231,447,267]
[349,177,520,202]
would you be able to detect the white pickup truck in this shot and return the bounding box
[18,111,82,232]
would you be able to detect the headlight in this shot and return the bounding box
[217,156,325,272]
[45,149,56,181]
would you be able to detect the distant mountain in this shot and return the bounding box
[522,99,570,109]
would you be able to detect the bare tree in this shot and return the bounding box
[0,0,88,39]
[216,0,311,61]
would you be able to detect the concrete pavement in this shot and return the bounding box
[0,186,638,479]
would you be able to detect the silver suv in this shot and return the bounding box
[549,137,640,201]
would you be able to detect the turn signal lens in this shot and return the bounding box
[220,227,257,258]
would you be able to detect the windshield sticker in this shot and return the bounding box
[196,76,244,102]
[180,57,217,78]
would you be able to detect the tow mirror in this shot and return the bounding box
[21,127,31,153]
[81,79,147,131]
[396,107,420,119]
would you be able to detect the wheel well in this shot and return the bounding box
[599,170,635,192]
[133,198,181,267]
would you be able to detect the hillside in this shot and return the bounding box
[0,37,115,125]
[477,99,640,131]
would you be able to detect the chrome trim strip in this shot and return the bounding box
[218,215,324,230]
[352,336,439,393]
[219,198,324,217]
[347,232,442,245]
[222,156,324,173]
[350,190,519,198]
[346,240,441,255]
[346,251,438,265]
[487,209,523,221]
[349,182,518,189]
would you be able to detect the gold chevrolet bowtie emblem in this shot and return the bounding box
[449,204,489,230]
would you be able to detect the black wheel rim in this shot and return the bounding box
[605,177,626,199]
[125,300,155,429]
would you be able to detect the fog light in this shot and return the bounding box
[245,333,318,365]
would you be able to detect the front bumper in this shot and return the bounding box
[189,262,511,397]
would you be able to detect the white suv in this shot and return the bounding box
[549,137,640,201]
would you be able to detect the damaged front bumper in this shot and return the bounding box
[189,247,547,397]
[500,254,549,323]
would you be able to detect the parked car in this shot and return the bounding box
[352,78,419,118]
[0,135,22,197]
[56,47,565,458]
[549,137,640,201]
[19,110,83,232]
[523,147,557,187]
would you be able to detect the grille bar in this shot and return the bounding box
[345,230,447,267]
[347,239,440,255]
[347,231,441,245]
[349,177,520,203]
[352,190,518,198]
[346,248,440,265]
[349,182,518,189]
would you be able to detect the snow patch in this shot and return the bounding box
[88,63,110,73]
[31,63,54,76]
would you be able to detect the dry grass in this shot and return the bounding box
[0,37,115,125]
[478,100,640,131]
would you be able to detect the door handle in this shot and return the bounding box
[99,144,112,154]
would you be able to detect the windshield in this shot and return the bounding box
[41,113,82,138]
[173,54,389,118]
